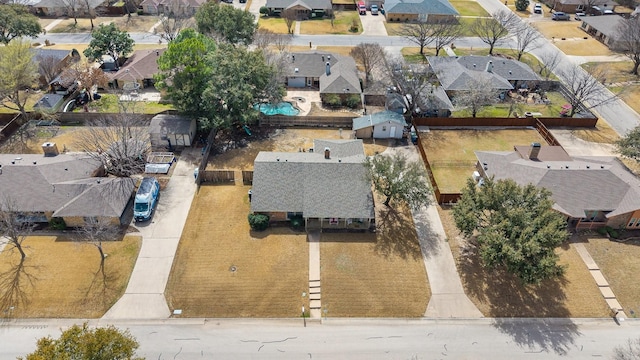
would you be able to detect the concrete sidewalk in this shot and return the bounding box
[102,148,201,319]
[384,144,482,318]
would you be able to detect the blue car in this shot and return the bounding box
[134,177,160,222]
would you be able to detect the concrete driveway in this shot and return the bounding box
[360,12,388,36]
[102,148,201,320]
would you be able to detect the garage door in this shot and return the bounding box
[288,77,306,87]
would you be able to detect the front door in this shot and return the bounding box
[390,126,396,138]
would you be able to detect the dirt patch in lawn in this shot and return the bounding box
[207,128,390,170]
[583,236,640,318]
[419,129,545,193]
[436,206,610,318]
[0,234,141,318]
[320,195,430,317]
[165,185,310,317]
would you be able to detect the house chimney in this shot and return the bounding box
[326,62,331,76]
[324,147,331,159]
[486,60,493,73]
[529,142,541,160]
[327,55,331,61]
[42,142,59,156]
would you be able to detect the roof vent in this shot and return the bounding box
[277,158,280,162]
[338,159,342,163]
[473,63,476,68]
[328,55,331,61]
[294,67,299,73]
[97,179,101,184]
[484,166,488,170]
[324,147,331,159]
[292,55,295,62]
[11,161,15,165]
[508,71,512,75]
[601,165,605,169]
[547,165,550,168]
[586,165,590,169]
[33,161,37,165]
[565,165,569,169]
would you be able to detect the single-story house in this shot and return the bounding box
[579,15,625,49]
[139,0,205,15]
[549,0,617,13]
[384,0,459,23]
[352,110,407,139]
[149,114,197,148]
[33,93,65,112]
[416,84,454,117]
[427,55,541,97]
[108,49,166,89]
[475,143,640,230]
[33,49,80,89]
[265,0,332,18]
[0,150,134,227]
[251,139,375,231]
[285,51,362,106]
[33,0,106,17]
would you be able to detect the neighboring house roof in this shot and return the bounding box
[555,0,616,6]
[476,145,640,219]
[0,153,134,219]
[385,0,459,15]
[251,139,374,219]
[352,110,407,131]
[427,55,540,91]
[580,15,624,39]
[265,0,331,9]
[149,114,194,135]
[140,0,205,9]
[287,51,361,94]
[34,0,104,8]
[418,85,454,110]
[109,48,166,82]
[33,49,71,63]
[33,94,65,110]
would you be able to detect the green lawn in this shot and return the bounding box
[0,92,46,114]
[79,93,174,114]
[449,0,490,16]
[452,91,567,118]
[299,11,362,35]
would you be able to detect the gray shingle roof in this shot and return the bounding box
[385,0,459,15]
[110,48,166,82]
[287,51,361,94]
[352,110,407,131]
[34,0,104,8]
[0,153,133,218]
[265,0,331,9]
[580,15,624,39]
[33,94,65,110]
[33,49,71,63]
[251,139,374,219]
[476,148,640,218]
[427,56,540,91]
[149,114,194,135]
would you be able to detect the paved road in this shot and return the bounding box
[2,318,640,359]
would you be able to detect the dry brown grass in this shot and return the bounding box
[320,195,429,317]
[0,235,141,318]
[531,21,587,39]
[257,17,290,34]
[583,236,640,318]
[570,119,620,144]
[436,206,610,317]
[287,46,355,57]
[0,126,86,154]
[419,129,545,193]
[299,11,362,35]
[165,185,310,317]
[207,128,387,170]
[49,15,160,33]
[554,38,614,56]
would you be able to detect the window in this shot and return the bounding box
[84,216,98,224]
[382,126,387,131]
[287,212,303,220]
[329,218,338,225]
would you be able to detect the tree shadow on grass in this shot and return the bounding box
[458,241,580,355]
[375,205,422,261]
[0,257,39,319]
[82,259,118,310]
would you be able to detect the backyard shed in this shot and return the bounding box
[149,114,196,148]
[352,110,407,139]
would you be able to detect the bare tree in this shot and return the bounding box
[559,65,623,117]
[400,21,432,56]
[536,51,561,80]
[35,54,62,87]
[60,0,80,25]
[282,9,296,35]
[613,337,640,360]
[0,255,37,317]
[60,62,109,97]
[385,55,437,117]
[453,77,498,117]
[350,43,386,83]
[430,18,463,56]
[0,196,35,261]
[469,10,518,55]
[77,218,120,265]
[615,16,640,75]
[155,0,193,43]
[253,28,291,51]
[513,22,542,60]
[82,0,97,30]
[73,114,150,177]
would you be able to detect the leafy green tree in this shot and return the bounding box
[515,0,529,11]
[259,6,269,16]
[195,1,256,45]
[83,23,134,65]
[20,322,143,360]
[156,29,217,122]
[345,94,361,108]
[0,4,41,45]
[364,152,432,209]
[0,38,38,119]
[248,213,269,231]
[200,43,281,130]
[452,177,568,284]
[323,93,341,107]
[616,125,640,162]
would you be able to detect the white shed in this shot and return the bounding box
[149,114,197,148]
[352,110,407,139]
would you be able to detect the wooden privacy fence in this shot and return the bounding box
[196,129,218,185]
[259,115,353,128]
[414,131,463,204]
[199,170,235,184]
[242,171,253,185]
[57,112,155,125]
[413,116,597,128]
[0,114,22,141]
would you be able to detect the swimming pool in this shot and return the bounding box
[255,102,300,116]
